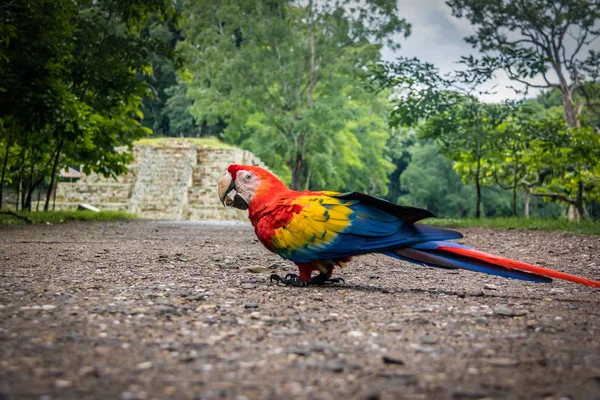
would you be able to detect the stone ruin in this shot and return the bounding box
[55,139,265,221]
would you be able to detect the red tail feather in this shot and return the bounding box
[438,246,600,288]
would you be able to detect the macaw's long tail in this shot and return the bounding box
[388,241,600,288]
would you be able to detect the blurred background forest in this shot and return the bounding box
[1,0,599,221]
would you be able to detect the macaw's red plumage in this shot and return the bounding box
[218,164,600,288]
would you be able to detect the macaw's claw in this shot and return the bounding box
[269,273,345,286]
[270,273,307,286]
[309,274,345,285]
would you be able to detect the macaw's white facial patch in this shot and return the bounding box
[233,170,261,207]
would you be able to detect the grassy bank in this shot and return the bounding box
[135,136,234,149]
[426,217,600,236]
[0,210,137,226]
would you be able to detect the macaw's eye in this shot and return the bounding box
[245,173,252,180]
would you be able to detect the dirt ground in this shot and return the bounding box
[0,221,599,400]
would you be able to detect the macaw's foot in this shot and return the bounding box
[309,274,345,285]
[270,273,307,286]
[269,273,345,286]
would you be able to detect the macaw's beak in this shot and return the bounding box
[217,174,249,210]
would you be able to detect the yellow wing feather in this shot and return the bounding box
[269,194,354,259]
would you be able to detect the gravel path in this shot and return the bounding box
[1,221,599,400]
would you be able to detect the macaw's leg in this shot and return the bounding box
[269,272,345,285]
[309,262,345,285]
[269,263,312,286]
[270,262,345,286]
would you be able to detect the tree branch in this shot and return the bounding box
[530,192,576,205]
[505,65,556,88]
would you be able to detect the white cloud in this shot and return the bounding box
[383,0,542,102]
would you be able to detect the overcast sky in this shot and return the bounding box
[382,0,542,103]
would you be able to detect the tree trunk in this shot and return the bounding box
[15,179,20,211]
[560,86,580,128]
[524,190,530,218]
[474,107,483,219]
[306,0,316,108]
[44,140,63,211]
[36,182,42,211]
[304,166,311,190]
[570,180,585,221]
[475,159,482,219]
[511,161,518,217]
[552,59,580,129]
[18,144,26,211]
[24,180,33,211]
[53,180,58,211]
[24,160,36,211]
[25,177,43,212]
[290,152,303,191]
[0,134,11,209]
[475,174,481,219]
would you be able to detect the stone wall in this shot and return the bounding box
[55,140,265,221]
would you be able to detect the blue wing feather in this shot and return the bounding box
[286,199,461,263]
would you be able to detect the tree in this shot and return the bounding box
[139,0,185,136]
[0,0,76,210]
[384,127,415,203]
[487,105,542,217]
[0,0,177,211]
[448,0,600,128]
[399,141,475,217]
[421,97,512,218]
[519,87,600,219]
[526,119,600,219]
[377,58,511,218]
[180,0,410,190]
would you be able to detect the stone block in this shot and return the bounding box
[55,141,265,221]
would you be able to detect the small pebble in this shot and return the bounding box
[288,347,310,356]
[485,357,519,367]
[219,261,237,270]
[382,352,405,365]
[421,335,438,345]
[241,265,271,274]
[494,305,527,317]
[322,360,345,373]
[348,330,364,338]
[54,379,72,388]
[240,283,256,290]
[468,289,484,297]
[136,361,153,370]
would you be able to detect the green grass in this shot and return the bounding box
[0,210,137,226]
[135,136,234,149]
[426,217,600,236]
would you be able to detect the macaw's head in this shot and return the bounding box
[218,164,287,210]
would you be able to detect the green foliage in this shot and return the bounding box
[399,141,474,217]
[0,0,177,210]
[447,0,600,128]
[380,58,520,217]
[180,0,409,190]
[0,210,137,226]
[2,0,597,226]
[427,217,600,236]
[383,128,415,203]
[379,47,600,220]
[528,124,600,210]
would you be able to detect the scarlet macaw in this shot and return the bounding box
[218,164,600,288]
